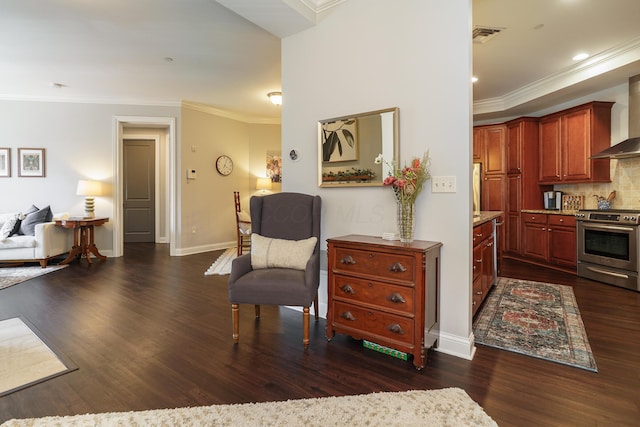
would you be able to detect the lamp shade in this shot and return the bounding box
[76,180,103,196]
[256,177,273,190]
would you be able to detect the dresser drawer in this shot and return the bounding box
[332,274,415,315]
[332,247,416,282]
[332,301,414,346]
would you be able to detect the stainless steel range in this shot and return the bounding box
[575,209,640,291]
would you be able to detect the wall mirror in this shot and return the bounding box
[318,107,399,188]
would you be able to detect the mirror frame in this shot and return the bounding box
[317,107,399,188]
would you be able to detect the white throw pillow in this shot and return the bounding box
[237,211,251,235]
[0,214,20,240]
[251,233,317,271]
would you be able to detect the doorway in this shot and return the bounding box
[114,116,176,258]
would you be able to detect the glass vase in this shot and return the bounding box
[396,200,415,243]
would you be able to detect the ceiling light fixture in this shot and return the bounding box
[267,91,282,106]
[572,53,589,61]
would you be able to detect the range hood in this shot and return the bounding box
[591,136,640,159]
[591,75,640,159]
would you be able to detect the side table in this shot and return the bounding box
[55,217,109,265]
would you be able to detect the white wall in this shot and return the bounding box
[281,0,475,359]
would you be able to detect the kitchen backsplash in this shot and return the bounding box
[556,157,640,209]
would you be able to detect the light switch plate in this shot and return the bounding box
[432,176,456,193]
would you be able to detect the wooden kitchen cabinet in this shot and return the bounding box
[539,101,613,184]
[326,235,442,370]
[522,213,577,271]
[475,124,506,174]
[472,220,496,316]
[482,174,507,213]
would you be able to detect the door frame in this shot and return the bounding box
[113,116,177,257]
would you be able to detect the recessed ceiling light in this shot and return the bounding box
[572,53,589,61]
[471,76,478,83]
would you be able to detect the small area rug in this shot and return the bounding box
[0,317,77,397]
[473,277,597,372]
[0,265,67,291]
[204,247,237,276]
[1,387,497,427]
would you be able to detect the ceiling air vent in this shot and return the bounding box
[473,26,505,44]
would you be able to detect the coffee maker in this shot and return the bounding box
[544,191,563,210]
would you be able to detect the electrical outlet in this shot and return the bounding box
[432,176,457,193]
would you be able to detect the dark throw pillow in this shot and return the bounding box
[19,205,53,236]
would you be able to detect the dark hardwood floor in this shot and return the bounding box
[1,244,638,426]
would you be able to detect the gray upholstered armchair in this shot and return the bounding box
[228,192,322,349]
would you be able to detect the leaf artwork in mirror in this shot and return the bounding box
[318,107,398,188]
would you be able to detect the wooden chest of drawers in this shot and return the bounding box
[326,235,442,369]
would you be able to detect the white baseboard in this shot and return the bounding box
[174,241,235,256]
[435,331,476,360]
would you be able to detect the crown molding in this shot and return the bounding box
[181,101,280,125]
[474,35,640,117]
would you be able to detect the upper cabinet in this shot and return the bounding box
[538,101,614,184]
[475,124,506,174]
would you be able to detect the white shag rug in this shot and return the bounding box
[1,388,497,427]
[204,248,237,276]
[0,265,67,291]
[0,318,75,397]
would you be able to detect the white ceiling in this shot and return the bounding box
[1,0,640,123]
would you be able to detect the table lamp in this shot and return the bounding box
[256,177,273,194]
[76,179,103,217]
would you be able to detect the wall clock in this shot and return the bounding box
[215,155,233,176]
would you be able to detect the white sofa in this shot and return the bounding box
[0,213,73,267]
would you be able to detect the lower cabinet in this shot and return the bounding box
[473,220,496,316]
[326,235,442,370]
[522,213,577,270]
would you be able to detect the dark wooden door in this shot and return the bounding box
[123,139,155,243]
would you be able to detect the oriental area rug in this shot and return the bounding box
[0,317,77,397]
[1,388,497,427]
[0,265,67,291]
[473,277,597,372]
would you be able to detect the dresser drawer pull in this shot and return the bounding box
[389,262,407,273]
[388,293,406,304]
[340,311,356,321]
[340,284,355,295]
[340,255,356,265]
[387,324,405,335]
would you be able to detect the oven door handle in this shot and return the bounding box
[581,223,636,233]
[585,266,630,279]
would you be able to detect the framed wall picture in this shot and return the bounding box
[0,148,9,177]
[266,151,282,182]
[18,148,46,177]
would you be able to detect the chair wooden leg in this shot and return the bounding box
[303,307,310,349]
[313,294,319,321]
[232,304,239,343]
[255,304,260,319]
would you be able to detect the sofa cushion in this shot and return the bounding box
[0,235,37,249]
[251,233,317,271]
[0,214,20,240]
[19,206,53,236]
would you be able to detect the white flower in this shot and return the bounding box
[374,153,384,165]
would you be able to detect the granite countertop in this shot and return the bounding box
[473,211,503,226]
[521,209,578,216]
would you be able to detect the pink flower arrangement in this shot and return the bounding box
[375,152,431,204]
